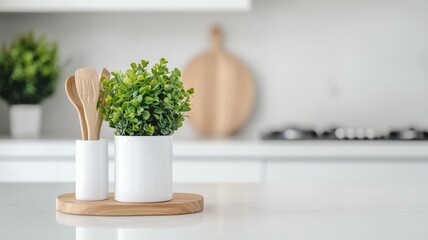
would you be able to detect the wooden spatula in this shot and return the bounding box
[65,75,88,140]
[75,68,100,140]
[95,68,110,140]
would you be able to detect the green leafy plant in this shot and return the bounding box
[0,31,59,105]
[99,58,194,136]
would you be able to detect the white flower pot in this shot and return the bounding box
[75,139,109,201]
[9,104,42,138]
[114,135,172,203]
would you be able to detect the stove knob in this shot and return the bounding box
[345,128,355,139]
[284,129,301,140]
[355,128,365,139]
[335,128,346,139]
[401,129,417,140]
[366,128,376,139]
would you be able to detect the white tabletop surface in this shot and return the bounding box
[1,182,428,240]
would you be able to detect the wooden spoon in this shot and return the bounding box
[75,68,100,140]
[65,75,88,140]
[95,68,110,140]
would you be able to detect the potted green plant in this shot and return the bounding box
[0,31,59,138]
[99,58,194,203]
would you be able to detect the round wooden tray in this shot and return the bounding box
[56,193,204,216]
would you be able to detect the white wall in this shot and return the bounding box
[1,0,428,140]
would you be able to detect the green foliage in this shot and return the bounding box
[0,31,59,104]
[99,58,194,136]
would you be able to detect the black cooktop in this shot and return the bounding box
[262,126,428,141]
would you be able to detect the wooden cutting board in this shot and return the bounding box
[183,26,255,137]
[56,193,204,216]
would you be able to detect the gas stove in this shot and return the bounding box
[262,126,428,141]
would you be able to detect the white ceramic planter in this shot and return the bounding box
[9,104,42,138]
[75,139,108,201]
[115,135,173,203]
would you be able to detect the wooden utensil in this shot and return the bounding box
[65,75,88,140]
[182,26,255,137]
[95,68,110,140]
[75,68,100,140]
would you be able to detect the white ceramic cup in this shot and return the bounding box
[114,136,172,203]
[75,139,108,201]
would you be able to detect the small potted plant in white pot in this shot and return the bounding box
[99,58,194,203]
[0,32,59,138]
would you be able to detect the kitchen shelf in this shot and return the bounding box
[0,0,251,12]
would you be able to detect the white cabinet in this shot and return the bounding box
[266,159,428,185]
[0,158,261,182]
[0,0,251,12]
[2,139,428,184]
[174,159,262,182]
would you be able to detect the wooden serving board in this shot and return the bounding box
[183,26,255,137]
[56,193,204,216]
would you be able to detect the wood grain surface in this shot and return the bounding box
[74,68,100,140]
[183,26,255,137]
[65,75,88,140]
[56,193,204,216]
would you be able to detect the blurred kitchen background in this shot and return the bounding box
[1,0,428,183]
[1,0,428,140]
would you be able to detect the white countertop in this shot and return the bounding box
[2,139,428,159]
[1,182,427,239]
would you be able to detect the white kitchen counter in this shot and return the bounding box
[1,139,428,183]
[0,182,427,240]
[2,139,428,159]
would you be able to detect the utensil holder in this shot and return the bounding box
[75,139,108,201]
